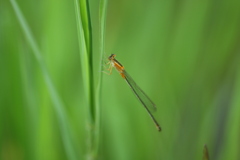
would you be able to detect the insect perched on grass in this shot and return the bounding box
[104,54,161,131]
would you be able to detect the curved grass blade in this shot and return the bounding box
[10,0,78,159]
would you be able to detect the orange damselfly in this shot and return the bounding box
[105,54,161,131]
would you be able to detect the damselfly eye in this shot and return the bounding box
[108,54,115,60]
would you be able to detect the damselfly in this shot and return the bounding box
[105,54,161,131]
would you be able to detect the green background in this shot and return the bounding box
[1,0,240,160]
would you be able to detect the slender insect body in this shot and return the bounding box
[105,54,161,131]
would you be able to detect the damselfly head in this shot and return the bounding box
[108,54,116,60]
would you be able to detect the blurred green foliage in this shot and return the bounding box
[1,0,240,160]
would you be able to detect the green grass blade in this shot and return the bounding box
[10,0,78,159]
[9,0,42,62]
[79,0,92,55]
[74,0,96,159]
[74,0,91,102]
[94,0,108,156]
[74,0,95,123]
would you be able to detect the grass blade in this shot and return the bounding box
[74,0,96,159]
[10,0,78,159]
[94,0,108,156]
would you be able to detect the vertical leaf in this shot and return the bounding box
[95,0,108,156]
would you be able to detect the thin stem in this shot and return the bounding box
[95,0,108,156]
